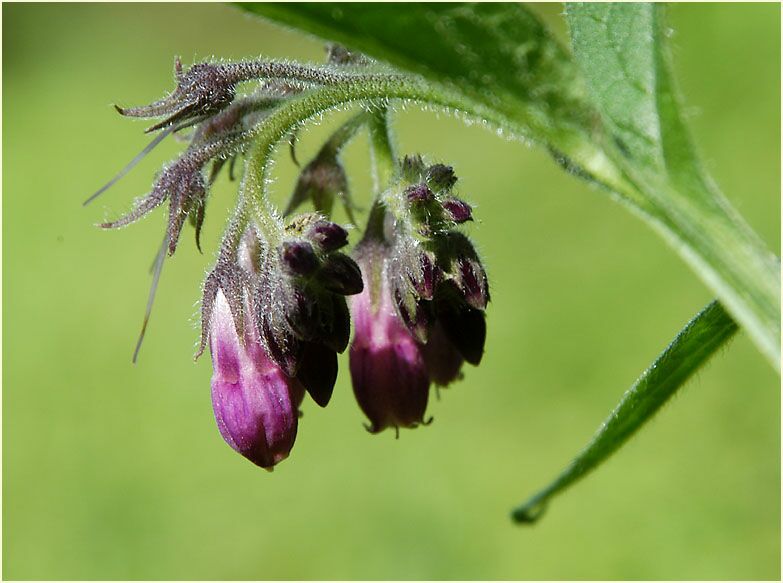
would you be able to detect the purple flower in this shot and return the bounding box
[209,288,305,469]
[349,247,430,434]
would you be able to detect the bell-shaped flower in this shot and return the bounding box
[209,288,305,469]
[349,244,430,434]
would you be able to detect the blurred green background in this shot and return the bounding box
[3,3,780,580]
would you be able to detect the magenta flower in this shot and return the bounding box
[349,247,430,434]
[209,288,305,469]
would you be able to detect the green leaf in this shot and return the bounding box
[512,300,738,523]
[236,2,597,155]
[239,2,779,369]
[565,2,780,368]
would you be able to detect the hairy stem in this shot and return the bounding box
[368,107,396,191]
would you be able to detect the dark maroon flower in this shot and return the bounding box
[349,246,430,434]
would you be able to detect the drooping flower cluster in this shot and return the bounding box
[199,216,362,467]
[349,156,489,434]
[89,49,489,470]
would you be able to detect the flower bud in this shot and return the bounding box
[455,256,489,310]
[349,246,431,433]
[434,282,486,366]
[209,290,305,469]
[410,252,439,300]
[442,197,473,224]
[405,183,434,203]
[280,241,319,276]
[318,253,364,296]
[244,221,362,407]
[392,281,430,343]
[296,341,338,407]
[422,321,464,387]
[306,219,348,251]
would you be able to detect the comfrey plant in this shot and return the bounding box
[88,4,779,523]
[88,45,491,468]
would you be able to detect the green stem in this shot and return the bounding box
[360,107,397,241]
[368,107,396,191]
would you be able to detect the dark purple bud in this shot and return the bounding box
[296,342,338,407]
[281,241,319,276]
[410,252,439,300]
[393,283,430,344]
[283,287,350,354]
[426,163,457,191]
[442,197,473,223]
[326,295,351,353]
[307,219,348,251]
[318,253,364,296]
[456,256,489,310]
[349,271,430,433]
[435,283,486,366]
[282,285,320,342]
[405,183,434,203]
[422,321,465,387]
[209,290,305,469]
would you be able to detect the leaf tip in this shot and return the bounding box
[511,499,548,525]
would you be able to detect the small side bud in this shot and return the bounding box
[455,256,489,310]
[318,253,364,296]
[435,282,486,366]
[405,183,434,203]
[392,283,430,344]
[326,43,371,65]
[306,219,349,251]
[411,252,439,300]
[281,241,319,276]
[296,341,338,407]
[422,321,465,387]
[442,197,473,223]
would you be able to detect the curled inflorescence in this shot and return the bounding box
[89,47,490,469]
